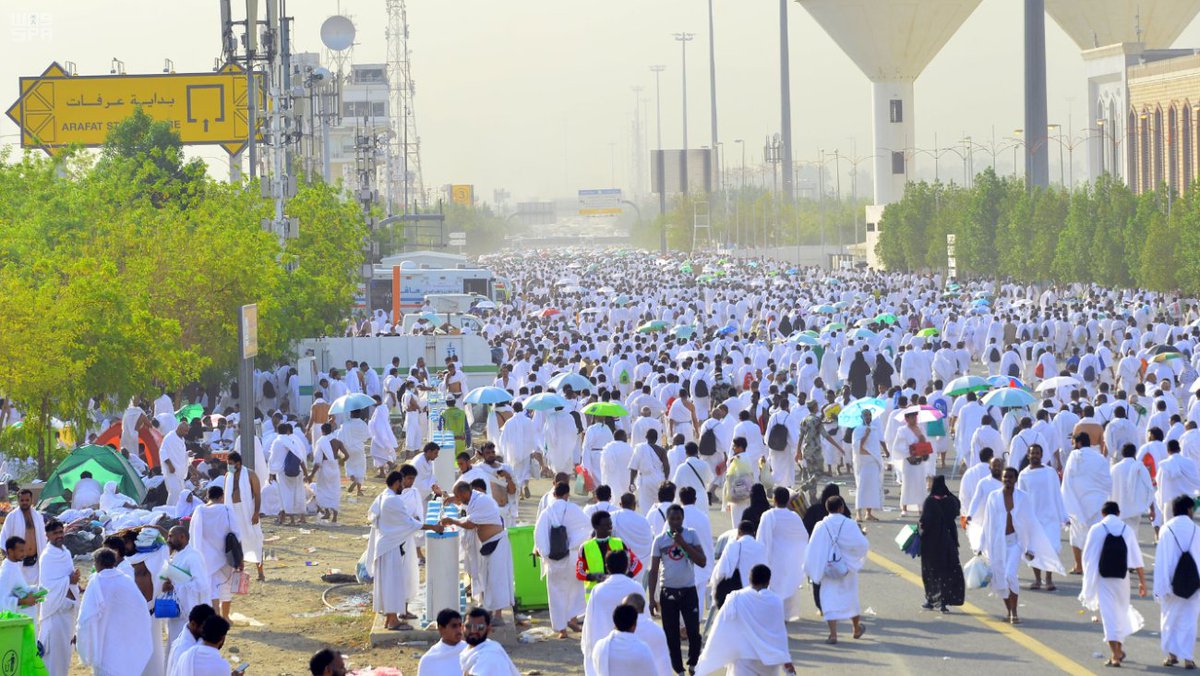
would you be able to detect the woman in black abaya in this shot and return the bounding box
[918,475,965,612]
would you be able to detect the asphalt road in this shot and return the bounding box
[768,470,1162,676]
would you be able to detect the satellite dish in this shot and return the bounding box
[321,15,356,52]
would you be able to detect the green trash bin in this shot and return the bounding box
[0,613,32,676]
[508,525,548,612]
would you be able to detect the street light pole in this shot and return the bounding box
[650,64,667,251]
[674,33,694,155]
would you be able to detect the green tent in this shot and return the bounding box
[39,445,145,507]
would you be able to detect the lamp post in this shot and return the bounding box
[674,33,694,154]
[706,0,719,194]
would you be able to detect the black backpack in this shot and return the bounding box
[1007,363,1020,377]
[262,379,276,399]
[694,379,710,398]
[989,347,1001,363]
[1098,525,1128,579]
[767,422,789,451]
[548,524,570,561]
[698,427,718,456]
[1083,363,1096,382]
[1171,527,1200,599]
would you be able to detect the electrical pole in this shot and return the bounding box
[779,0,794,201]
[356,121,381,313]
[707,0,719,193]
[651,64,668,252]
[675,32,694,192]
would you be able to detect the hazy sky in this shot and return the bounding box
[4,0,1200,204]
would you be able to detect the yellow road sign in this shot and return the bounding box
[5,62,260,156]
[450,184,474,206]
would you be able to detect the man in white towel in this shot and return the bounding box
[76,547,152,675]
[1154,495,1200,669]
[39,519,79,676]
[610,493,653,584]
[166,604,215,676]
[803,495,869,644]
[223,451,265,581]
[590,603,653,676]
[1110,443,1154,541]
[188,485,242,619]
[533,481,589,637]
[581,550,643,676]
[366,470,441,631]
[1080,501,1146,667]
[368,395,398,476]
[980,467,1064,625]
[0,488,45,585]
[712,520,767,609]
[0,536,36,620]
[267,422,308,525]
[1061,431,1112,574]
[418,608,467,676]
[161,526,211,648]
[459,607,519,676]
[1015,444,1068,591]
[620,593,672,676]
[173,615,232,676]
[695,564,796,676]
[1157,439,1200,530]
[757,486,809,620]
[160,421,190,506]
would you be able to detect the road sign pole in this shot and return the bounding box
[238,304,258,470]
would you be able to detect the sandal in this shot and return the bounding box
[1045,584,1057,592]
[1105,660,1121,668]
[1029,581,1042,590]
[385,623,412,631]
[1009,616,1022,625]
[825,636,838,645]
[1184,661,1195,669]
[1165,657,1179,667]
[853,625,866,639]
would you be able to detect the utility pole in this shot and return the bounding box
[651,64,667,252]
[674,32,694,193]
[1024,0,1050,189]
[244,0,259,179]
[706,0,719,193]
[356,121,381,313]
[779,0,794,201]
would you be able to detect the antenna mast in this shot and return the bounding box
[387,0,425,214]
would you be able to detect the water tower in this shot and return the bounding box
[798,0,982,267]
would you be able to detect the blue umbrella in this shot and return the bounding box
[838,397,886,429]
[970,306,990,314]
[833,301,849,310]
[785,268,799,275]
[548,372,594,391]
[982,387,1037,408]
[972,298,991,306]
[787,333,822,346]
[329,392,376,415]
[524,393,569,411]
[852,328,877,339]
[814,305,836,314]
[671,325,696,339]
[986,375,1029,390]
[463,386,512,405]
[716,325,738,336]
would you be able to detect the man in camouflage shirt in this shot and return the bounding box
[796,400,843,499]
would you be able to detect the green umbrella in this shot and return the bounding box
[637,320,668,333]
[821,322,846,334]
[176,404,204,423]
[917,328,940,337]
[671,325,696,339]
[875,313,898,325]
[801,330,820,339]
[582,401,630,417]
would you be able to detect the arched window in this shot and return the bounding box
[1154,106,1165,191]
[1184,102,1194,190]
[1130,109,1141,189]
[1169,104,1179,193]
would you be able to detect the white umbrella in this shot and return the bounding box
[1035,376,1080,393]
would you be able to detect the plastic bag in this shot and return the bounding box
[964,554,991,589]
[356,548,374,584]
[154,591,181,618]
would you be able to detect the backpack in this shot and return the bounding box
[262,379,276,399]
[1098,525,1128,579]
[989,347,1001,363]
[1171,527,1200,599]
[767,422,789,451]
[1007,363,1020,377]
[283,450,302,478]
[1035,363,1044,379]
[698,427,718,456]
[728,470,754,502]
[1083,363,1096,382]
[619,369,631,385]
[548,524,570,561]
[694,379,709,398]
